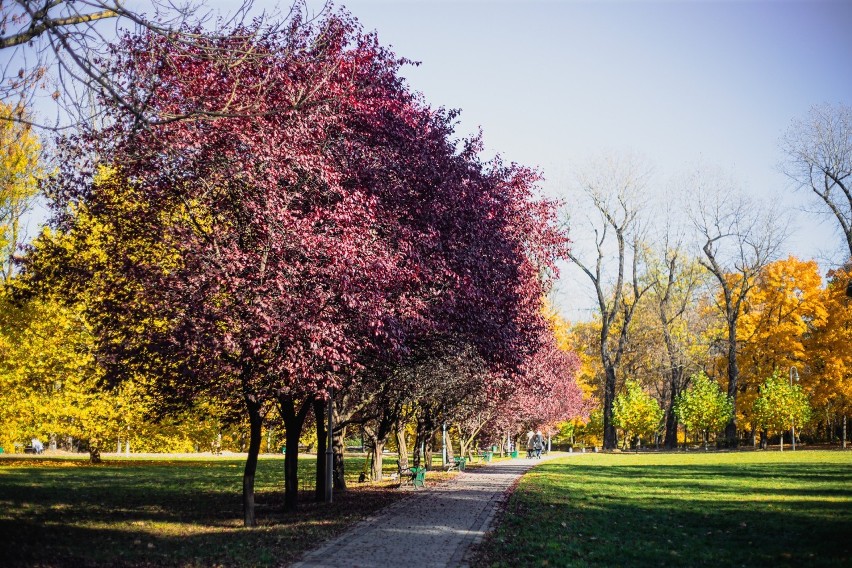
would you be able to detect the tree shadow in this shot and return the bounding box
[0,459,405,567]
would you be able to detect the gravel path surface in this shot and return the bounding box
[291,453,567,568]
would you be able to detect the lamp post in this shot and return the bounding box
[789,367,799,451]
[441,423,447,467]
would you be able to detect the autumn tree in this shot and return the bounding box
[567,154,653,449]
[781,103,852,258]
[752,372,812,451]
[674,371,733,450]
[807,266,852,447]
[42,9,566,526]
[645,221,709,448]
[0,102,41,282]
[0,243,145,463]
[42,14,411,522]
[510,336,586,433]
[563,318,603,403]
[735,257,826,441]
[685,169,786,446]
[612,379,663,449]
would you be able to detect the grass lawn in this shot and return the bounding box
[0,452,453,567]
[474,450,852,568]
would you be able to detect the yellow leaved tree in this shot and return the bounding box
[734,257,826,441]
[806,266,852,446]
[1,166,214,459]
[0,287,132,459]
[542,299,598,446]
[1,102,42,282]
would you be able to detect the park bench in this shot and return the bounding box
[399,466,426,488]
[13,442,41,454]
[446,457,466,472]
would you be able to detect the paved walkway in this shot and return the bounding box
[291,453,566,568]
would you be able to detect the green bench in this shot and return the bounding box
[400,466,426,488]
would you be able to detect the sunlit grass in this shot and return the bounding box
[474,450,852,568]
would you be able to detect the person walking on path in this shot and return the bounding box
[291,453,569,568]
[533,431,544,459]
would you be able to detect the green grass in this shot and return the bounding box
[474,450,852,568]
[0,453,449,567]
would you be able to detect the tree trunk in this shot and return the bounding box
[370,439,385,481]
[458,426,470,460]
[332,424,347,491]
[395,421,409,473]
[724,318,739,447]
[424,431,436,470]
[843,415,847,449]
[603,364,618,449]
[242,395,263,527]
[313,398,327,502]
[279,395,312,511]
[660,301,683,450]
[413,408,434,469]
[88,438,102,464]
[663,368,681,449]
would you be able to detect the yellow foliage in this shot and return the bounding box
[0,166,210,454]
[734,257,827,429]
[542,299,599,415]
[806,266,852,415]
[0,102,42,281]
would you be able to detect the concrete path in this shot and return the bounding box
[291,453,565,568]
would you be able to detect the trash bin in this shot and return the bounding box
[484,451,492,462]
[491,445,497,452]
[281,446,286,454]
[510,450,519,458]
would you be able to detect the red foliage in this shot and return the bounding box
[38,8,575,520]
[48,8,567,433]
[480,334,587,440]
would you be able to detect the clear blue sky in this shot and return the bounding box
[23,0,852,320]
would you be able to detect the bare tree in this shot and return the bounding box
[781,103,852,259]
[685,169,787,447]
[0,0,314,129]
[566,154,653,450]
[648,224,706,449]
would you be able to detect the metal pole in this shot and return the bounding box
[442,423,447,467]
[325,388,334,503]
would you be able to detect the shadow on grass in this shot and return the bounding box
[475,455,852,568]
[562,462,852,500]
[0,457,405,567]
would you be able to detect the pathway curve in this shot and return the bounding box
[291,452,569,568]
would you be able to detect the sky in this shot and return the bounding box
[15,0,852,321]
[236,0,852,320]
